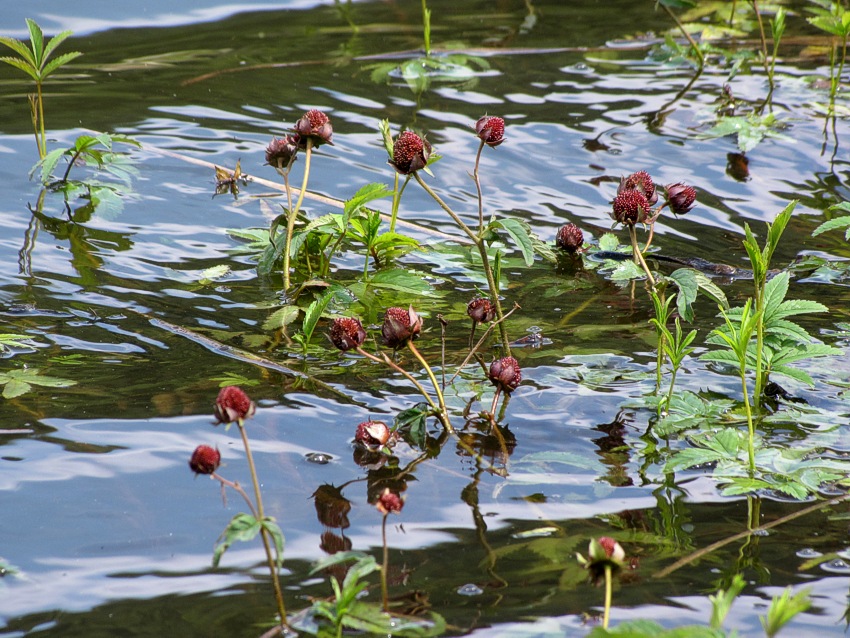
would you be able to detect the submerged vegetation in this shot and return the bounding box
[3,0,850,636]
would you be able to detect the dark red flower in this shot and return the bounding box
[189,445,221,475]
[354,420,392,448]
[475,116,505,148]
[214,386,256,424]
[488,356,522,393]
[665,183,697,216]
[467,298,496,324]
[376,488,404,515]
[389,131,431,175]
[265,134,300,171]
[555,223,584,253]
[293,109,333,147]
[330,317,367,351]
[381,306,423,348]
[611,190,651,226]
[619,170,658,206]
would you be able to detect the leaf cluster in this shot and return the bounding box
[0,19,81,83]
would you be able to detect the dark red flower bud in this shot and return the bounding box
[293,109,333,147]
[330,317,367,351]
[619,170,657,206]
[189,445,221,475]
[376,488,404,515]
[265,134,300,170]
[467,297,496,324]
[665,183,697,216]
[354,420,392,448]
[597,536,625,562]
[381,306,423,348]
[488,356,522,393]
[389,131,431,175]
[611,190,651,226]
[555,223,584,253]
[475,116,505,148]
[214,386,256,424]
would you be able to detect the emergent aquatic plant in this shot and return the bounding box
[191,386,289,632]
[0,19,82,159]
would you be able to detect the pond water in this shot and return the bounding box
[2,1,850,636]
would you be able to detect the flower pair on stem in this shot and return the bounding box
[610,170,696,286]
[189,386,289,632]
[265,109,334,290]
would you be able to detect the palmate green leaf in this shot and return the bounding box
[667,268,697,322]
[610,259,645,281]
[42,29,75,62]
[0,55,39,80]
[770,364,815,387]
[664,447,727,473]
[41,50,82,78]
[369,268,436,295]
[0,36,37,68]
[26,19,44,67]
[490,218,534,266]
[344,182,392,216]
[212,512,261,568]
[590,620,725,637]
[0,333,36,351]
[763,270,790,316]
[3,379,32,399]
[263,306,300,331]
[813,211,850,239]
[310,550,375,577]
[719,477,774,496]
[341,601,446,637]
[597,233,622,252]
[302,289,338,343]
[761,588,812,637]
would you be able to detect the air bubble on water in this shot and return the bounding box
[821,559,850,574]
[796,548,822,558]
[752,528,770,537]
[305,452,332,465]
[457,583,483,596]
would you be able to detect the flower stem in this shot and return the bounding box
[472,139,486,230]
[389,174,411,233]
[283,138,313,289]
[628,225,656,287]
[407,340,453,434]
[413,172,512,356]
[661,3,704,68]
[381,513,390,613]
[237,419,288,628]
[355,346,440,415]
[603,564,613,629]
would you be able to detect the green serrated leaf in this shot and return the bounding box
[490,218,534,266]
[213,513,261,568]
[262,306,301,331]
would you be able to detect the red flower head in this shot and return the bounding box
[214,386,256,424]
[467,297,496,324]
[189,445,221,475]
[354,420,392,448]
[555,223,585,254]
[665,183,697,216]
[376,488,404,515]
[381,306,423,348]
[330,317,367,352]
[265,134,299,170]
[488,356,522,393]
[611,190,651,226]
[389,131,431,175]
[577,536,627,585]
[293,109,333,147]
[475,116,505,148]
[619,170,658,206]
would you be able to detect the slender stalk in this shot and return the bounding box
[389,174,411,233]
[407,340,452,433]
[739,372,756,474]
[283,138,313,289]
[653,495,848,579]
[661,3,704,68]
[751,0,772,90]
[237,419,288,627]
[211,473,258,517]
[628,225,656,287]
[354,346,439,414]
[413,172,512,355]
[472,139,486,230]
[36,81,46,159]
[489,387,502,419]
[603,564,613,629]
[381,513,390,613]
